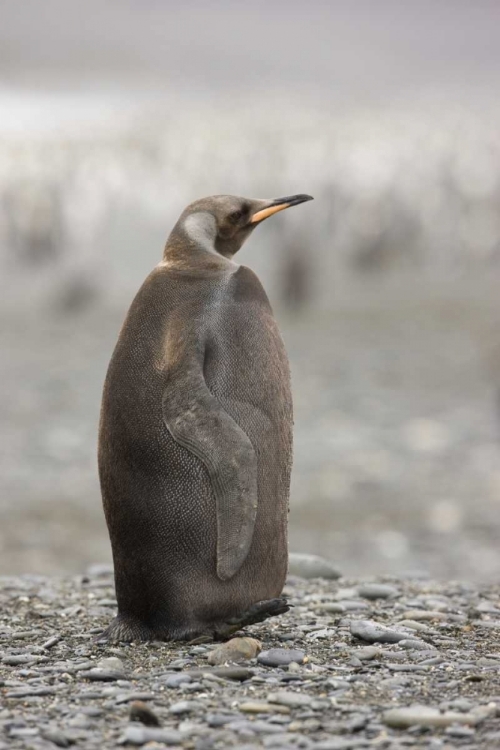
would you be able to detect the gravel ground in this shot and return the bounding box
[1,555,500,749]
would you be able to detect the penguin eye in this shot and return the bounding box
[228,209,246,224]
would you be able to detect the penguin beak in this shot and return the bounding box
[249,194,314,224]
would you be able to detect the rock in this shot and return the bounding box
[207,637,261,665]
[402,610,448,621]
[398,639,435,650]
[2,654,45,666]
[118,725,183,745]
[239,701,290,714]
[382,705,488,728]
[227,719,284,735]
[169,700,204,715]
[397,619,433,632]
[41,635,61,650]
[258,648,306,667]
[445,724,475,737]
[115,692,155,705]
[129,700,160,726]
[263,733,313,748]
[206,713,237,727]
[186,666,253,681]
[315,743,371,750]
[164,673,192,688]
[357,583,399,600]
[40,727,71,748]
[97,656,125,671]
[80,668,126,681]
[6,687,57,698]
[352,646,381,661]
[288,553,341,580]
[267,690,313,708]
[350,619,411,644]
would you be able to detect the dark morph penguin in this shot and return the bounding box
[98,193,313,641]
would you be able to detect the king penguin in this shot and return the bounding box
[98,193,313,641]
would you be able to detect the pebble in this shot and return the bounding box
[1,569,499,749]
[206,712,237,727]
[80,668,126,681]
[129,700,160,726]
[352,646,382,661]
[164,672,192,687]
[262,733,312,748]
[398,638,435,650]
[258,648,306,667]
[118,725,184,745]
[402,610,449,621]
[268,690,314,708]
[350,619,411,643]
[357,583,399,600]
[239,701,290,714]
[115,692,155,704]
[40,727,71,748]
[207,637,261,664]
[287,553,341,580]
[187,666,253,681]
[382,705,485,728]
[169,699,204,715]
[97,656,125,671]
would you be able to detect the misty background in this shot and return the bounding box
[1,0,500,581]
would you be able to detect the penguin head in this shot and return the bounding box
[175,194,313,258]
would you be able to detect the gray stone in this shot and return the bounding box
[398,638,434,650]
[239,701,290,714]
[6,687,57,698]
[164,673,192,688]
[187,666,253,681]
[169,699,204,715]
[80,668,126,681]
[350,619,411,643]
[115,692,155,704]
[268,690,313,708]
[445,724,475,737]
[206,713,237,727]
[262,733,313,748]
[97,656,125,671]
[352,646,381,661]
[258,649,306,667]
[357,583,399,600]
[227,719,285,735]
[40,727,71,747]
[118,725,183,745]
[382,705,487,728]
[288,553,341,580]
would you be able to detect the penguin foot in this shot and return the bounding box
[97,614,153,643]
[213,597,290,639]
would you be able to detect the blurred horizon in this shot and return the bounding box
[1,1,500,582]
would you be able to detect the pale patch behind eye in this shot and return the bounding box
[183,212,218,254]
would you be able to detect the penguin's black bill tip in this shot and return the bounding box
[249,194,314,224]
[271,194,314,207]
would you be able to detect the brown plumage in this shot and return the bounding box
[98,193,313,641]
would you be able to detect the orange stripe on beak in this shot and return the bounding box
[249,202,291,224]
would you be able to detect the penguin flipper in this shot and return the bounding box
[162,366,258,581]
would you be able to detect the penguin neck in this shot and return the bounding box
[182,212,218,255]
[163,212,236,270]
[160,211,237,269]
